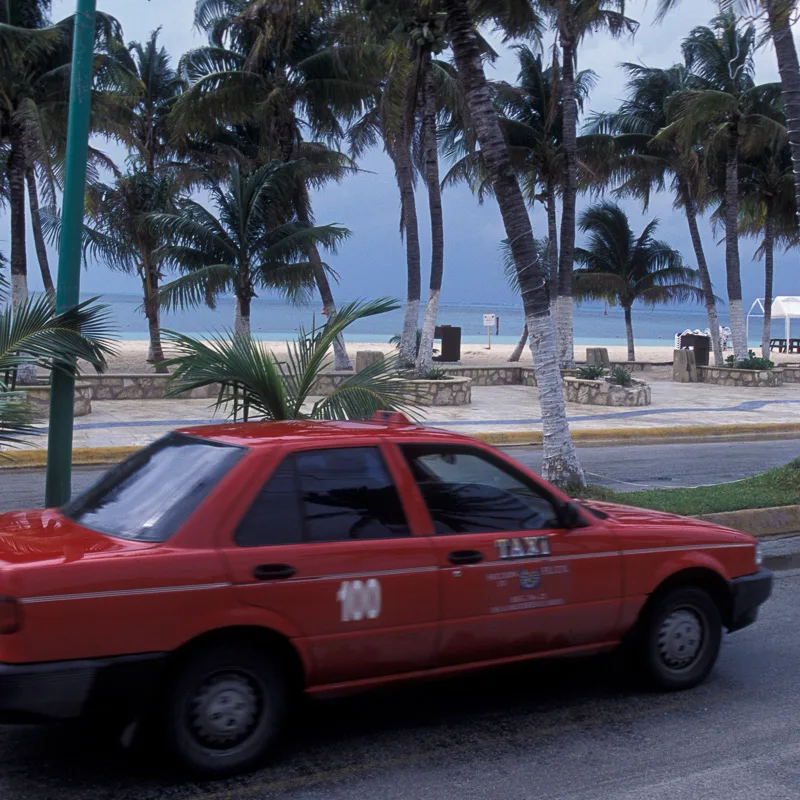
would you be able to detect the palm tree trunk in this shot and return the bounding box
[8,131,28,313]
[508,324,529,362]
[761,204,775,360]
[766,0,800,231]
[557,35,577,369]
[624,305,635,362]
[393,89,422,370]
[724,121,746,360]
[142,257,167,373]
[26,168,55,298]
[546,182,559,320]
[680,182,722,364]
[234,293,251,338]
[293,198,352,371]
[445,0,584,487]
[416,53,445,376]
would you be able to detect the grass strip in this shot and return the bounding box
[575,458,800,516]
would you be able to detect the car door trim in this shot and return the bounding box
[239,565,439,586]
[20,582,232,604]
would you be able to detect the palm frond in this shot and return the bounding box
[0,395,41,448]
[157,265,236,312]
[0,296,117,377]
[311,353,418,421]
[161,297,407,422]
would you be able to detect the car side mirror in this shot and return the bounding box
[560,501,588,530]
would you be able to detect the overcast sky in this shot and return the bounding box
[5,0,798,311]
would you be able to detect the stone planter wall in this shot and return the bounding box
[21,382,93,416]
[310,371,353,395]
[400,376,472,407]
[697,366,784,387]
[80,373,219,400]
[563,377,651,407]
[781,365,800,384]
[521,367,538,387]
[444,365,522,386]
[608,361,650,372]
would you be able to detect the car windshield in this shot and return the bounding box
[62,433,244,542]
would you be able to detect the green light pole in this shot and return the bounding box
[44,0,97,508]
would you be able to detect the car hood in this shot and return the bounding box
[0,509,154,566]
[580,500,753,542]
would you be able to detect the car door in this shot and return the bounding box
[397,443,622,668]
[220,444,438,687]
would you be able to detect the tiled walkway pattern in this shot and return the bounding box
[18,375,800,450]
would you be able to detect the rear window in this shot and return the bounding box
[63,433,244,542]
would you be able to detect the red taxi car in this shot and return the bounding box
[0,414,771,775]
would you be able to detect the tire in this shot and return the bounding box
[163,642,288,776]
[639,586,722,691]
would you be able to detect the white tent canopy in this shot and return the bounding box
[747,296,800,343]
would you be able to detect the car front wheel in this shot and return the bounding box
[640,586,722,691]
[164,642,287,776]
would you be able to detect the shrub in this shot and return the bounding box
[576,365,606,380]
[729,350,774,370]
[424,367,452,380]
[609,366,633,386]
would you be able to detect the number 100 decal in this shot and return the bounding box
[337,579,382,622]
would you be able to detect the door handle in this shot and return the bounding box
[448,549,484,566]
[252,563,296,581]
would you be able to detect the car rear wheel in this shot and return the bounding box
[164,643,287,776]
[639,586,722,691]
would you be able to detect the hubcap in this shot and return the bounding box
[657,608,705,670]
[189,672,261,749]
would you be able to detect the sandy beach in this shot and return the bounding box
[93,340,800,374]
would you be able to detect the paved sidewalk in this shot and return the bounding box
[7,374,800,451]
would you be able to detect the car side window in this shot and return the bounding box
[236,447,410,546]
[401,445,561,534]
[235,460,303,547]
[296,447,410,542]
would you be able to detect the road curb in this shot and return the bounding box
[695,506,800,537]
[1,446,138,469]
[475,422,800,447]
[2,421,799,468]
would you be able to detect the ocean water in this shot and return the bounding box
[94,293,785,348]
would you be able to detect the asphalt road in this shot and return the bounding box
[0,568,797,799]
[0,439,797,513]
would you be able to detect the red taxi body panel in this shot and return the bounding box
[0,419,763,698]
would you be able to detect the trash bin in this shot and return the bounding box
[679,333,710,367]
[433,325,461,362]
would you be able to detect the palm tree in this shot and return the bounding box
[585,62,725,364]
[573,203,704,362]
[738,136,796,358]
[345,2,447,373]
[111,29,185,366]
[151,161,350,338]
[163,298,417,421]
[657,0,800,237]
[761,0,800,234]
[415,40,449,377]
[502,235,552,362]
[77,170,181,374]
[169,0,376,371]
[443,0,585,487]
[0,2,129,310]
[0,293,116,446]
[539,0,637,369]
[496,47,597,315]
[659,13,783,360]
